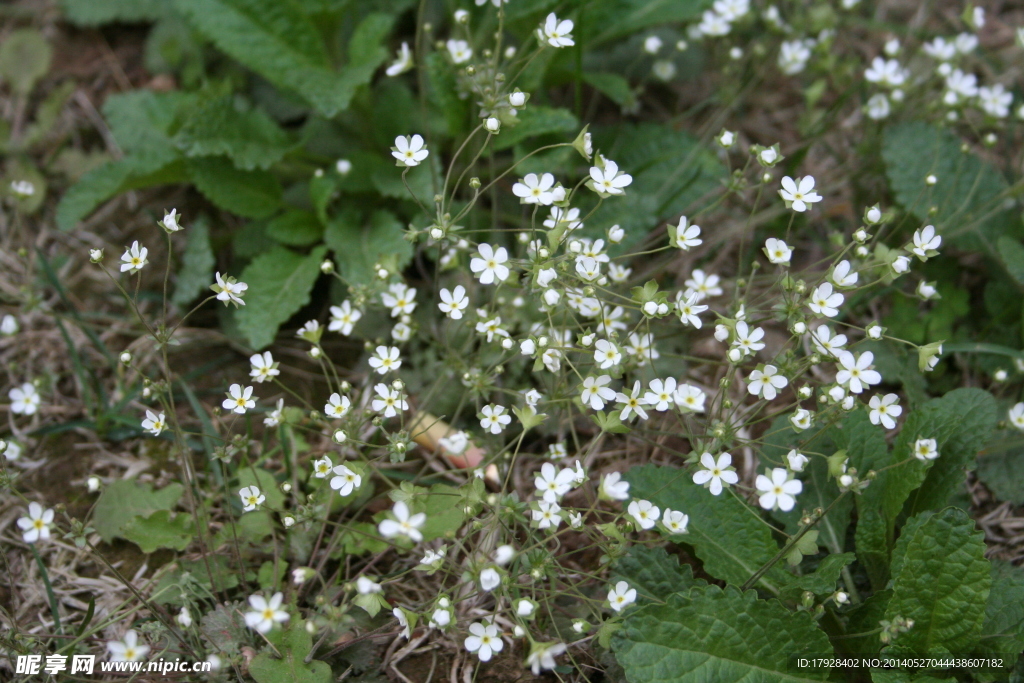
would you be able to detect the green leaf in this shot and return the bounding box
[257,560,286,590]
[493,106,578,151]
[584,0,710,46]
[977,561,1024,665]
[266,210,324,247]
[583,72,637,109]
[425,52,467,137]
[122,510,194,553]
[187,156,283,218]
[783,553,855,597]
[0,29,52,95]
[324,209,412,287]
[250,625,331,683]
[612,584,832,683]
[61,0,169,25]
[884,508,991,654]
[174,0,393,117]
[977,439,1024,505]
[174,95,292,170]
[237,468,286,510]
[103,90,187,154]
[172,217,216,307]
[996,236,1024,286]
[625,465,785,592]
[92,480,184,543]
[882,122,1015,247]
[199,602,249,654]
[235,245,326,349]
[418,484,465,542]
[612,545,704,603]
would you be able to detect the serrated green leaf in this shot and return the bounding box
[882,122,1015,248]
[419,484,465,542]
[174,0,393,117]
[92,480,184,543]
[0,29,52,95]
[612,584,832,683]
[199,601,248,654]
[103,90,187,154]
[122,510,194,553]
[172,217,216,307]
[493,106,578,151]
[784,553,855,597]
[257,560,286,590]
[186,155,283,219]
[174,95,292,170]
[266,210,324,247]
[235,245,326,349]
[625,465,785,592]
[996,236,1024,286]
[976,561,1024,666]
[844,589,891,656]
[324,209,412,287]
[61,0,169,25]
[250,625,331,683]
[583,71,637,109]
[885,508,991,654]
[612,546,704,603]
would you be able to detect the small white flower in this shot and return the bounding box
[213,272,247,306]
[643,35,663,54]
[535,462,575,502]
[866,93,891,120]
[835,351,882,394]
[392,135,429,167]
[330,466,361,496]
[532,500,563,529]
[447,39,472,64]
[616,381,650,421]
[357,576,382,595]
[672,216,702,250]
[693,452,738,495]
[627,499,660,530]
[808,282,844,318]
[222,384,256,414]
[755,468,803,511]
[811,325,847,358]
[787,449,809,472]
[540,12,574,48]
[379,501,426,542]
[677,293,708,328]
[868,393,902,429]
[161,208,183,232]
[864,57,907,88]
[176,607,193,628]
[674,384,706,412]
[601,471,630,500]
[479,567,501,592]
[470,243,510,284]
[312,455,333,478]
[831,260,859,288]
[594,339,622,369]
[911,225,941,260]
[480,404,512,434]
[336,159,352,175]
[580,375,616,411]
[17,502,54,543]
[107,630,150,662]
[244,593,289,633]
[141,410,166,436]
[120,241,148,274]
[372,383,408,418]
[368,345,402,374]
[979,84,1013,118]
[264,398,284,427]
[465,621,504,661]
[513,173,559,205]
[483,116,501,133]
[661,508,689,534]
[0,314,18,335]
[747,365,788,400]
[644,378,678,412]
[914,438,939,461]
[917,280,938,300]
[790,408,813,431]
[509,90,527,108]
[607,581,637,612]
[249,351,280,383]
[239,486,265,512]
[328,300,362,335]
[8,382,40,416]
[764,237,793,265]
[9,179,35,197]
[685,270,723,300]
[588,159,633,196]
[386,42,414,76]
[382,283,418,317]
[1008,403,1024,430]
[779,176,823,212]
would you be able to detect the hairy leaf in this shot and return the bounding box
[784,553,855,597]
[174,95,292,170]
[236,245,326,349]
[324,209,412,287]
[0,29,52,95]
[122,510,194,553]
[612,545,704,603]
[102,90,187,154]
[172,217,216,307]
[250,625,331,683]
[583,72,638,109]
[493,106,578,151]
[976,440,1024,505]
[885,508,991,654]
[186,156,283,219]
[976,561,1024,665]
[92,479,184,543]
[266,210,324,247]
[613,584,832,682]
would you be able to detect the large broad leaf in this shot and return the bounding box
[885,508,991,654]
[625,465,786,593]
[582,0,711,46]
[236,245,327,349]
[881,388,996,533]
[92,479,184,543]
[882,122,1016,248]
[250,625,331,683]
[783,553,855,597]
[613,584,832,683]
[976,561,1024,666]
[61,0,169,25]
[186,156,283,219]
[612,545,704,603]
[102,90,188,154]
[174,95,292,170]
[976,439,1024,505]
[324,209,412,287]
[122,510,194,553]
[172,217,216,307]
[492,106,578,151]
[0,29,52,95]
[174,0,392,117]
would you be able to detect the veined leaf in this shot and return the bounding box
[92,480,184,543]
[324,209,412,287]
[0,29,52,95]
[236,245,327,349]
[976,560,1024,666]
[122,510,194,553]
[172,217,216,307]
[492,106,578,151]
[612,545,704,603]
[583,71,638,109]
[186,156,283,219]
[61,0,169,25]
[613,584,832,682]
[885,508,991,654]
[266,210,324,247]
[174,95,292,170]
[102,90,188,154]
[250,625,331,683]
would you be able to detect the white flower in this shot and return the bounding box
[594,339,621,369]
[810,326,847,358]
[244,593,289,633]
[677,293,707,328]
[627,499,660,529]
[372,383,408,418]
[866,93,891,120]
[8,382,40,415]
[644,378,677,412]
[438,430,469,455]
[672,216,702,250]
[379,501,426,542]
[385,41,414,76]
[674,384,706,412]
[835,351,882,394]
[177,607,193,628]
[643,35,663,54]
[588,160,633,196]
[483,116,501,133]
[465,622,504,662]
[914,438,939,461]
[141,410,166,436]
[513,172,559,205]
[509,90,527,108]
[979,84,1013,118]
[264,398,284,427]
[608,225,625,244]
[470,243,511,284]
[327,464,361,497]
[575,256,601,281]
[368,345,401,374]
[447,39,472,64]
[17,502,54,543]
[864,57,906,87]
[9,179,35,197]
[430,605,452,629]
[607,581,637,612]
[685,269,723,300]
[535,462,574,502]
[747,365,788,400]
[791,408,813,431]
[580,375,616,411]
[214,272,247,306]
[107,630,150,662]
[475,316,509,343]
[239,486,265,512]
[911,225,941,260]
[892,254,911,274]
[329,300,362,335]
[693,452,738,495]
[661,508,689,534]
[698,10,731,37]
[1009,403,1024,430]
[392,135,429,167]
[755,468,803,511]
[916,281,938,300]
[120,241,148,274]
[787,449,809,472]
[382,283,417,317]
[831,260,859,288]
[480,404,512,434]
[808,282,844,318]
[249,351,280,383]
[616,381,650,421]
[393,607,412,638]
[779,175,822,212]
[336,159,352,175]
[0,314,17,335]
[764,237,793,265]
[601,471,630,500]
[944,69,978,104]
[778,40,810,74]
[312,455,333,478]
[223,384,256,414]
[479,567,501,592]
[868,393,902,429]
[540,13,574,48]
[357,576,382,595]
[532,500,563,529]
[714,0,749,20]
[732,321,766,356]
